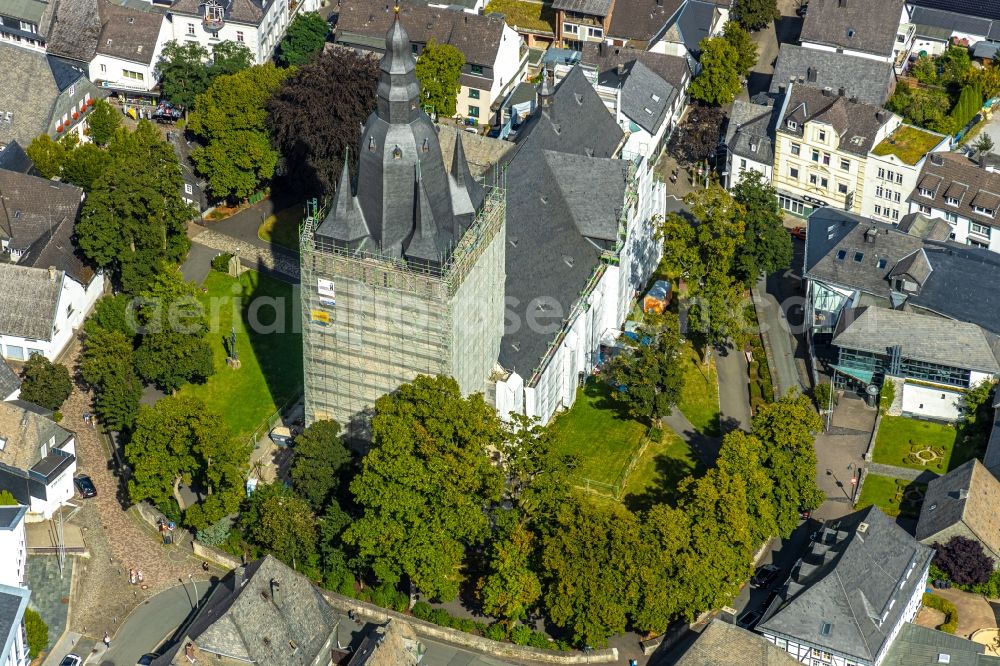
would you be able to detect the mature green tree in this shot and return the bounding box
[958,380,997,448]
[660,187,746,355]
[157,40,211,110]
[278,11,329,66]
[26,134,66,179]
[318,499,355,591]
[631,504,689,634]
[133,267,214,392]
[751,393,824,536]
[23,608,48,658]
[975,133,995,157]
[731,0,779,31]
[887,85,954,134]
[499,414,575,521]
[83,294,135,338]
[77,122,193,293]
[80,327,142,431]
[241,483,318,570]
[674,467,755,619]
[209,40,253,77]
[86,99,121,146]
[267,49,378,197]
[666,105,726,166]
[716,430,778,545]
[344,375,504,601]
[415,40,465,118]
[731,170,792,283]
[291,419,353,511]
[604,313,685,424]
[61,143,112,192]
[723,22,758,76]
[479,520,542,626]
[689,37,742,106]
[19,354,72,411]
[541,496,641,647]
[126,396,249,524]
[189,64,290,201]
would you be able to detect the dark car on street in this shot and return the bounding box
[751,564,781,588]
[137,654,159,665]
[74,475,97,498]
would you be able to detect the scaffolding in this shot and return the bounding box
[300,182,507,427]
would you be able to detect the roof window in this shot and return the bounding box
[836,250,847,261]
[651,93,660,102]
[877,258,887,269]
[787,120,798,130]
[853,251,864,262]
[938,655,950,664]
[820,622,833,636]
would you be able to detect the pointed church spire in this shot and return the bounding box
[316,148,369,244]
[404,162,442,265]
[376,4,421,124]
[451,133,485,211]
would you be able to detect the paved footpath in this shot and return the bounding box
[59,342,212,641]
[866,462,939,483]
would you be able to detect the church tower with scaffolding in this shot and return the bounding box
[300,7,506,428]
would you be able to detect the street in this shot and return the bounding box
[92,580,214,666]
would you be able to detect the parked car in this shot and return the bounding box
[789,226,807,240]
[74,475,97,498]
[137,654,159,665]
[796,2,808,16]
[737,609,763,629]
[751,564,781,588]
[59,656,82,666]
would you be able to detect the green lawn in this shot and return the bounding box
[871,125,946,165]
[622,427,698,512]
[872,416,964,475]
[177,270,302,439]
[856,473,926,519]
[549,380,650,489]
[483,0,555,33]
[258,206,304,251]
[677,345,720,437]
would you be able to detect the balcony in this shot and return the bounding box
[203,14,225,31]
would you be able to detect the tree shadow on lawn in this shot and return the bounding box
[623,450,707,514]
[581,377,640,423]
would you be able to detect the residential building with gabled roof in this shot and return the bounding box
[725,98,779,189]
[90,0,172,96]
[605,0,683,48]
[882,622,1000,666]
[908,0,1000,23]
[166,0,308,66]
[758,506,933,666]
[799,0,912,73]
[0,43,105,149]
[772,83,900,218]
[0,400,77,520]
[334,0,527,127]
[647,0,724,62]
[0,0,53,52]
[916,459,1000,566]
[769,44,896,107]
[908,151,1000,252]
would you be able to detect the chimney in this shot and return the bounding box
[876,110,887,123]
[930,153,943,166]
[838,87,846,97]
[617,62,625,77]
[822,87,833,97]
[598,41,604,55]
[270,578,281,605]
[48,266,56,282]
[865,227,877,243]
[807,66,817,82]
[235,564,247,587]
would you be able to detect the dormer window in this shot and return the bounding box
[972,205,995,217]
[917,187,932,197]
[945,196,960,206]
[787,120,798,130]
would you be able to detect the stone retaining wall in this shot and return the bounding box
[193,230,300,281]
[191,540,242,570]
[319,591,619,664]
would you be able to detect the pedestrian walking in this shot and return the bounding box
[103,632,111,649]
[129,568,137,585]
[137,570,144,584]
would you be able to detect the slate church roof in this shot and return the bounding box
[0,358,20,400]
[494,66,627,379]
[316,11,483,267]
[758,506,933,664]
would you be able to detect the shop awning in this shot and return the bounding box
[831,365,874,385]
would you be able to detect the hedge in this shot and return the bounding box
[922,593,958,634]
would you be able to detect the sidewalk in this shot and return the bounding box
[752,276,800,398]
